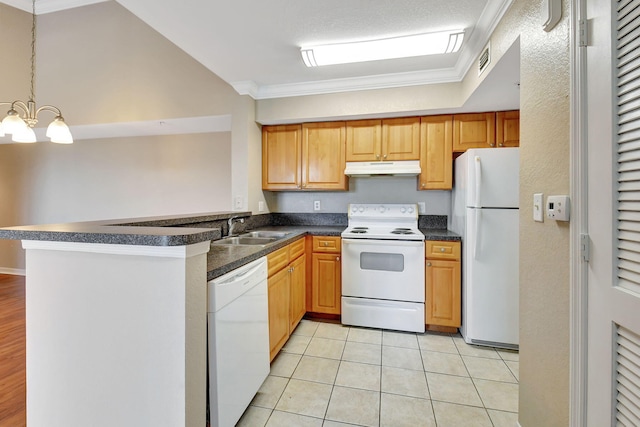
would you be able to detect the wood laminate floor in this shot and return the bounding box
[0,274,26,427]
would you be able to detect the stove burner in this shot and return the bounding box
[353,227,369,230]
[350,229,368,234]
[391,228,415,235]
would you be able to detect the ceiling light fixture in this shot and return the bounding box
[301,29,465,67]
[0,0,73,144]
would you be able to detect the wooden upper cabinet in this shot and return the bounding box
[452,113,496,152]
[382,117,420,160]
[346,117,420,161]
[496,110,520,147]
[346,119,382,162]
[302,122,348,190]
[262,125,302,190]
[419,115,453,191]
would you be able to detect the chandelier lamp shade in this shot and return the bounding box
[0,0,73,144]
[301,29,465,67]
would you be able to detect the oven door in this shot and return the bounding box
[341,238,425,302]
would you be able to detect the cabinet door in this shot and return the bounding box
[289,254,306,331]
[382,117,420,160]
[419,115,453,190]
[311,253,341,314]
[496,110,520,147]
[268,267,290,360]
[302,122,348,190]
[452,113,496,152]
[262,125,302,190]
[425,259,461,327]
[345,119,381,161]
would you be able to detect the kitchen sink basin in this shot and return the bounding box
[212,236,277,246]
[239,231,291,239]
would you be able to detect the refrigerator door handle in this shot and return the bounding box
[474,156,482,207]
[474,209,482,260]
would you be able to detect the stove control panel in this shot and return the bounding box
[348,203,418,218]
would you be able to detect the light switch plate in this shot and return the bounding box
[533,193,544,222]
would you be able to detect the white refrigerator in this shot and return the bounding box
[450,147,519,349]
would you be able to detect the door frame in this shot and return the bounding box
[569,0,589,425]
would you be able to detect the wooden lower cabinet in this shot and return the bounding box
[311,253,341,314]
[267,238,306,360]
[268,266,290,360]
[425,241,461,330]
[289,254,306,330]
[310,236,342,315]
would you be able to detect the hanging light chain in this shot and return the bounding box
[30,0,36,103]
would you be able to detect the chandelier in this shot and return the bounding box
[0,0,72,144]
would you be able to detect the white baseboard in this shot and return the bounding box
[0,267,26,276]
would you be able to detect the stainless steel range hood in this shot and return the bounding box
[344,160,421,177]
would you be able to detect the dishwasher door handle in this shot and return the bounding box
[214,261,265,286]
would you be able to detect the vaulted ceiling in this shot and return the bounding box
[2,0,518,101]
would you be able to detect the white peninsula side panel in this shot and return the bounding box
[22,240,210,427]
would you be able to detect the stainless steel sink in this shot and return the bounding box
[239,231,291,239]
[212,236,277,246]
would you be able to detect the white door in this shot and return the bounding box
[585,0,640,424]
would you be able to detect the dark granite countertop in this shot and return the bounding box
[0,211,460,281]
[207,226,344,280]
[0,211,252,247]
[421,228,462,241]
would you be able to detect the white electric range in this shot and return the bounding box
[341,203,426,333]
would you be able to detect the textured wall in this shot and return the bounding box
[482,1,571,425]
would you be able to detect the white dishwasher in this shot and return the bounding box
[208,256,269,427]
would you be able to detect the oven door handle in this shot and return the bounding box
[342,238,424,247]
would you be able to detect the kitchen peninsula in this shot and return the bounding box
[0,211,457,427]
[0,211,343,427]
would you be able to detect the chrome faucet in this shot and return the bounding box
[227,216,245,236]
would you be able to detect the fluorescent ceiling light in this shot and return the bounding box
[301,30,465,67]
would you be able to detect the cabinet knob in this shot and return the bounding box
[440,248,446,252]
[336,256,340,261]
[376,154,381,160]
[427,262,432,267]
[421,183,426,188]
[383,154,387,160]
[499,143,504,147]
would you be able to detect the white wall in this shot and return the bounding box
[15,133,231,225]
[269,177,450,215]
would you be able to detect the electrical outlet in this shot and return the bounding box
[313,200,321,211]
[418,202,426,214]
[234,196,243,210]
[258,201,265,212]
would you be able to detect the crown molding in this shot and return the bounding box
[0,0,107,14]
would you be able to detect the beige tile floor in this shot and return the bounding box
[238,319,519,427]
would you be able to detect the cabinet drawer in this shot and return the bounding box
[426,241,461,261]
[312,236,341,253]
[289,237,305,261]
[267,246,289,277]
